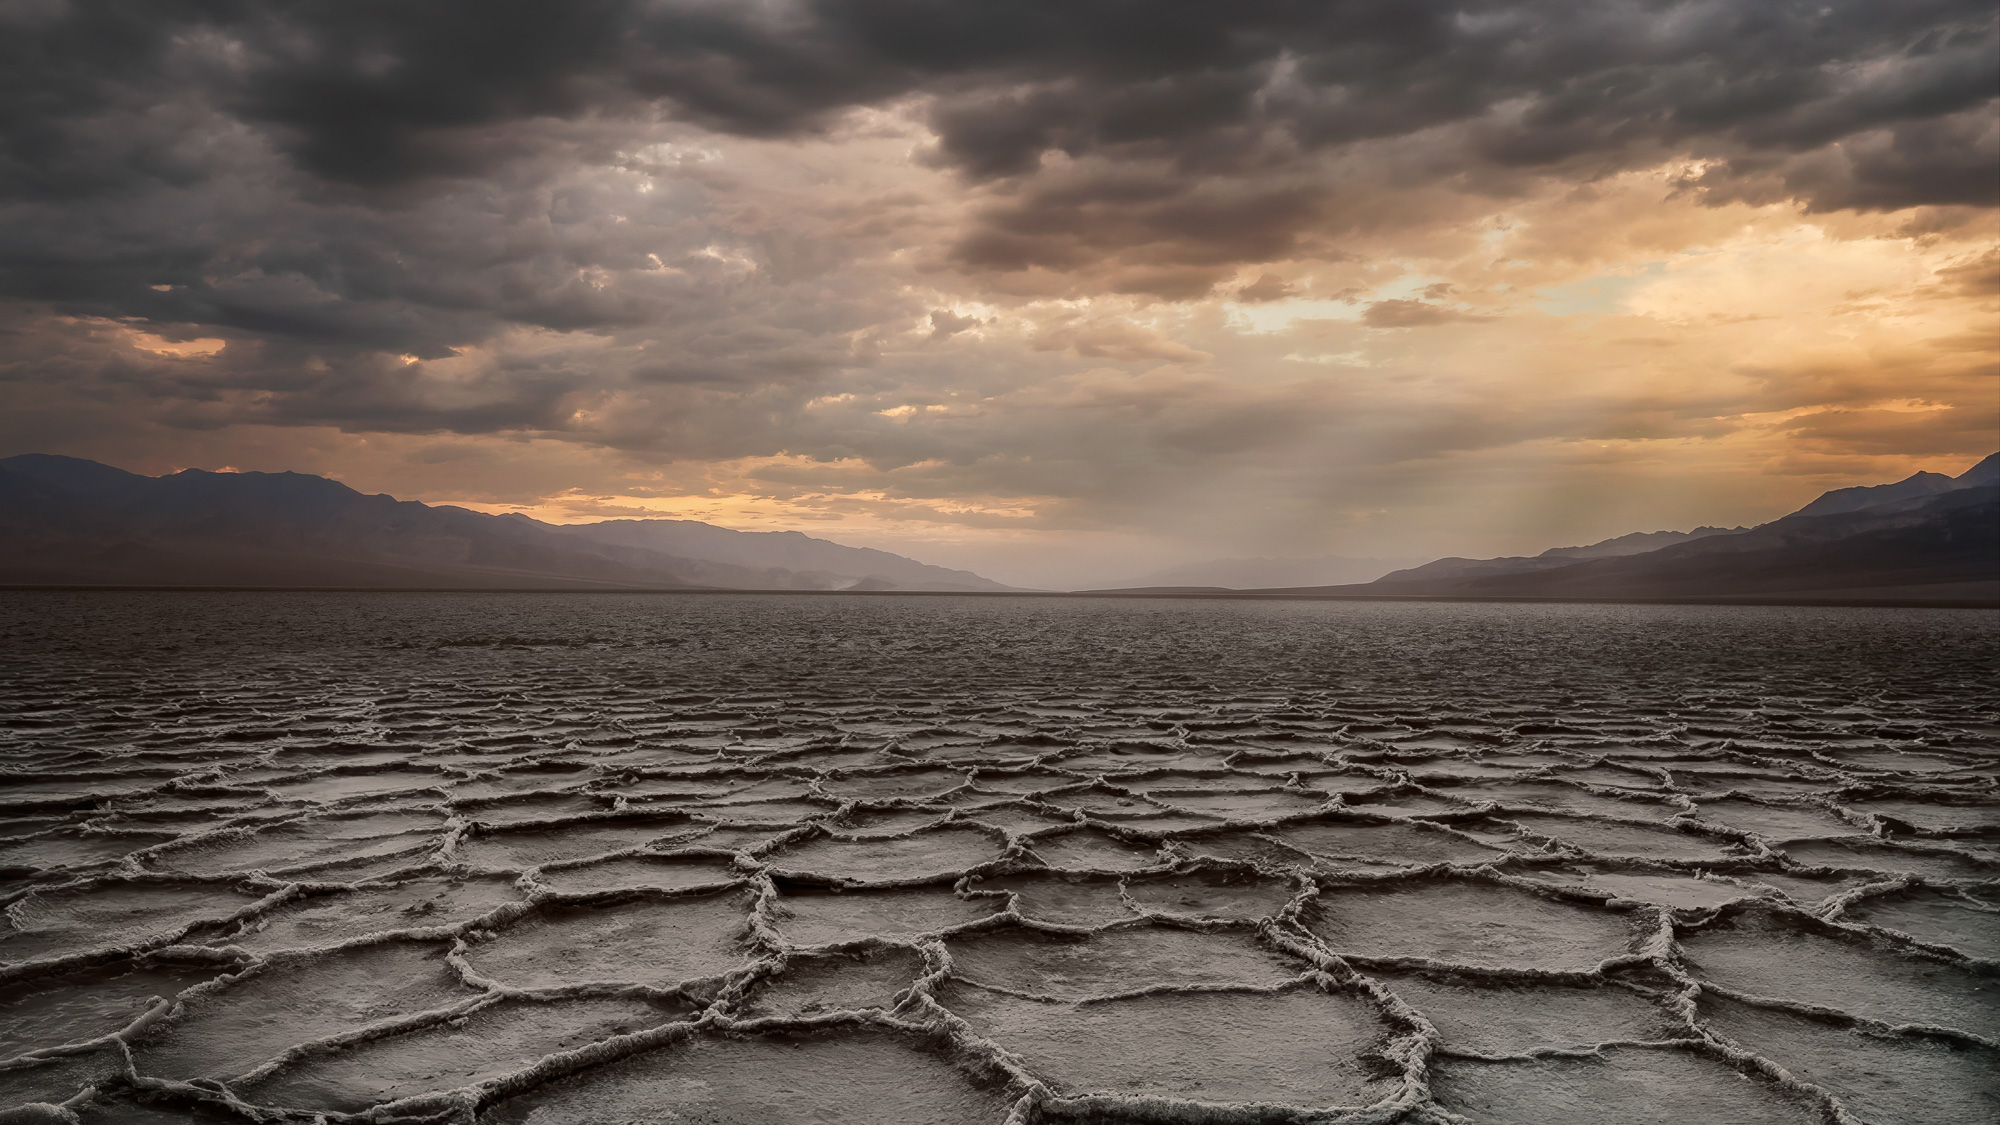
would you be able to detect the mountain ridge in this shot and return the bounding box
[6,453,1993,603]
[1789,454,1995,518]
[1071,454,1997,605]
[545,517,1004,592]
[1256,455,1999,604]
[0,455,1019,592]
[1375,523,1751,585]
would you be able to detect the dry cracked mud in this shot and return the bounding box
[0,592,1994,1123]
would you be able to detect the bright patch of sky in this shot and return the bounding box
[1225,274,1448,334]
[1531,261,1669,317]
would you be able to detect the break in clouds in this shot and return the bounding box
[1,0,1995,578]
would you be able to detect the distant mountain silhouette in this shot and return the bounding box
[1376,526,1748,585]
[547,518,1007,591]
[1261,454,1999,604]
[1788,467,1975,519]
[0,455,1018,591]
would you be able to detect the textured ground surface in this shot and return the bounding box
[0,591,1995,1124]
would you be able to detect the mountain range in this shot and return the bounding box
[0,455,1018,592]
[3,453,1994,604]
[1365,525,1749,585]
[1242,454,1999,605]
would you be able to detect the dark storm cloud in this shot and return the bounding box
[11,1,1994,193]
[0,0,1993,423]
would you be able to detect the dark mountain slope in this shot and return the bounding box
[1791,471,1962,518]
[1282,455,2000,603]
[1376,487,1994,599]
[1377,526,1747,584]
[1263,484,1996,602]
[1783,452,1994,519]
[0,455,1014,591]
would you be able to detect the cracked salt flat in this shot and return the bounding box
[1123,868,1299,920]
[532,853,738,894]
[767,883,1004,946]
[0,592,1994,1122]
[1690,797,1867,839]
[972,870,1142,927]
[1,880,261,962]
[1775,836,1998,881]
[764,824,1005,883]
[1306,878,1643,972]
[1679,909,2000,1040]
[0,961,223,1060]
[735,945,926,1018]
[236,994,694,1114]
[1834,887,2000,960]
[1519,866,1762,910]
[132,940,477,1080]
[1498,812,1745,862]
[938,980,1399,1106]
[463,891,752,989]
[1698,993,2000,1125]
[1430,1045,1825,1124]
[210,877,520,953]
[945,923,1304,998]
[1370,969,1679,1056]
[452,816,699,869]
[1271,818,1514,867]
[479,1029,1020,1124]
[1025,826,1165,871]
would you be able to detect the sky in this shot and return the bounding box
[1,1,1995,589]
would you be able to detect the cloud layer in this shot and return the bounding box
[1,0,1995,585]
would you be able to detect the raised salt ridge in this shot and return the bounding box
[0,592,1994,1123]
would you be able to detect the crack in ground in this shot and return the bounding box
[0,594,1994,1123]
